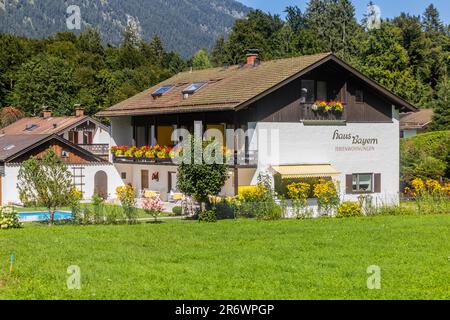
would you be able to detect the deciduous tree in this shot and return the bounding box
[18,149,75,226]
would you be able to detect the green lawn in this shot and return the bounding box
[0,215,449,300]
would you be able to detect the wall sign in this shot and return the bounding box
[333,130,378,152]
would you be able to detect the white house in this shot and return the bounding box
[97,52,416,205]
[0,134,123,206]
[1,106,110,160]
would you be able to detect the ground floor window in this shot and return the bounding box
[353,174,373,193]
[347,173,381,194]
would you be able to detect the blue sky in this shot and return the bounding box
[238,0,450,24]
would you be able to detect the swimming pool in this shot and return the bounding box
[19,211,73,222]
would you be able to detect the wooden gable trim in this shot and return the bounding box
[56,117,109,135]
[236,54,417,113]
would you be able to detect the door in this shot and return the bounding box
[0,175,2,206]
[141,170,149,190]
[94,171,108,198]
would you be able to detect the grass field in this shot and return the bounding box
[0,215,449,300]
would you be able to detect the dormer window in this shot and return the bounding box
[151,85,173,97]
[182,82,206,95]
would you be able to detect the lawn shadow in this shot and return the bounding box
[146,220,166,225]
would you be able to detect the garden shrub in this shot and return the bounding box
[198,208,217,223]
[233,173,284,221]
[142,197,165,222]
[274,176,319,198]
[287,182,311,219]
[313,179,340,217]
[116,185,138,224]
[104,205,125,225]
[337,202,362,218]
[172,206,183,216]
[92,194,105,224]
[215,200,236,220]
[70,188,83,223]
[404,178,450,215]
[254,201,283,221]
[0,206,22,229]
[375,205,416,216]
[401,131,450,183]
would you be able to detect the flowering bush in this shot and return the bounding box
[406,178,450,198]
[116,184,137,224]
[287,182,310,205]
[0,206,22,229]
[142,197,165,222]
[337,201,362,218]
[312,100,344,113]
[287,182,313,219]
[313,179,340,216]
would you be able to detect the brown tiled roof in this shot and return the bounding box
[0,134,105,163]
[0,134,51,161]
[0,116,107,135]
[97,52,332,117]
[400,109,433,130]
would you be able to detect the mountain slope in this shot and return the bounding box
[0,0,250,57]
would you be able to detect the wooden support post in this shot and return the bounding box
[234,167,239,196]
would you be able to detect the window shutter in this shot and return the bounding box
[346,175,353,194]
[374,174,381,193]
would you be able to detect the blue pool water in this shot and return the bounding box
[19,211,73,222]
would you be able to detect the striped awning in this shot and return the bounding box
[271,165,341,179]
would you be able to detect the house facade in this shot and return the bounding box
[1,107,110,160]
[97,53,416,204]
[0,134,122,206]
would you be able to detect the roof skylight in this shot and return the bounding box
[151,85,173,97]
[25,124,39,132]
[182,82,206,95]
[3,144,15,151]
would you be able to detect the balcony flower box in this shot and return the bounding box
[312,100,344,114]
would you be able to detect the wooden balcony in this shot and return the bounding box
[79,144,110,156]
[113,150,258,168]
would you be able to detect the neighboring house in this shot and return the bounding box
[0,107,110,159]
[0,134,122,206]
[97,52,416,205]
[400,109,433,138]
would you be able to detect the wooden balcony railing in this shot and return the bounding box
[113,150,258,167]
[79,144,110,155]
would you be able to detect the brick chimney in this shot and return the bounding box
[74,104,85,117]
[43,109,52,119]
[246,49,260,66]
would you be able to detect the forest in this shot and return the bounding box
[0,1,449,130]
